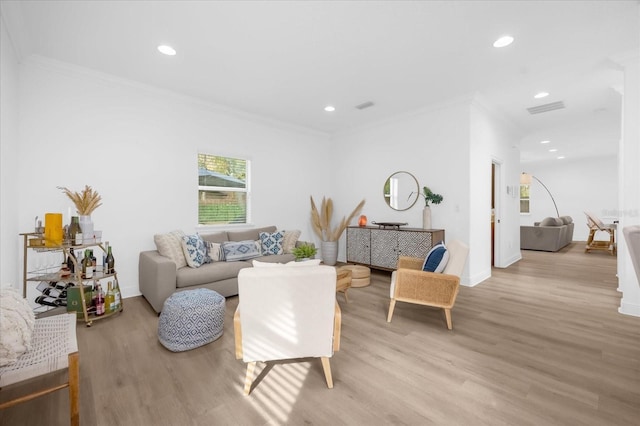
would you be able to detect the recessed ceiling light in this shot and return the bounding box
[557,156,565,159]
[534,92,549,99]
[540,140,550,144]
[493,35,514,48]
[324,105,336,112]
[157,45,176,56]
[549,148,558,152]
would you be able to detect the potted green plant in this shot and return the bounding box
[291,243,318,261]
[419,186,443,229]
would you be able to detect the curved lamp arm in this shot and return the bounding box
[521,173,559,218]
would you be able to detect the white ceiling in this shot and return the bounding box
[2,1,639,163]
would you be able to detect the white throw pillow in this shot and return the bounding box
[0,287,36,366]
[252,260,284,268]
[282,230,301,254]
[285,259,322,267]
[154,230,187,268]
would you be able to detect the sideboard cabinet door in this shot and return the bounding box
[346,226,445,271]
[371,229,399,269]
[347,227,370,265]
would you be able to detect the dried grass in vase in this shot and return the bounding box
[310,196,365,242]
[58,185,103,216]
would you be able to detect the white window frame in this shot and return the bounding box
[197,154,251,226]
[520,183,531,215]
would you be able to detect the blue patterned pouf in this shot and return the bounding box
[158,288,225,352]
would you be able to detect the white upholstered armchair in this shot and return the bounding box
[234,263,341,395]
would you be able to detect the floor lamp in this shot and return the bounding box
[520,173,559,218]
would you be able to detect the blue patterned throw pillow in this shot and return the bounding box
[181,234,210,268]
[422,242,449,273]
[259,231,285,256]
[221,240,262,262]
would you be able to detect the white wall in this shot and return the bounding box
[0,14,21,288]
[520,156,619,242]
[617,51,640,317]
[16,56,331,299]
[330,96,521,286]
[470,98,522,275]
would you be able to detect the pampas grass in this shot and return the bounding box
[58,185,102,216]
[310,196,365,241]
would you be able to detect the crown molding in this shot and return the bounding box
[23,54,330,139]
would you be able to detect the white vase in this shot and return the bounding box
[79,215,94,243]
[321,241,339,266]
[422,207,432,229]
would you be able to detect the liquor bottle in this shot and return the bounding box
[66,250,77,273]
[82,249,93,279]
[68,216,82,246]
[103,241,109,272]
[90,250,97,274]
[113,280,122,311]
[95,284,105,316]
[105,281,115,313]
[105,245,115,274]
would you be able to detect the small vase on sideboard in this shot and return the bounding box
[422,207,432,229]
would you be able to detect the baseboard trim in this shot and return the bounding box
[619,300,640,317]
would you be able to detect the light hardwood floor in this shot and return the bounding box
[2,243,639,425]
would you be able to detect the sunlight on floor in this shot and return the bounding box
[238,361,311,423]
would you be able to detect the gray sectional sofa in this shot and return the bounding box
[520,216,574,252]
[139,225,305,313]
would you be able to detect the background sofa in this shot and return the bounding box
[139,226,306,313]
[520,216,574,252]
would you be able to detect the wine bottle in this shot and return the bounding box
[103,241,109,272]
[105,245,115,274]
[113,280,122,311]
[90,249,97,274]
[105,281,115,313]
[95,284,105,316]
[35,295,61,307]
[68,216,82,246]
[66,250,77,273]
[83,249,93,279]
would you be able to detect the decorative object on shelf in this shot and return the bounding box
[371,221,408,230]
[358,215,368,227]
[58,185,103,216]
[291,243,318,261]
[68,216,82,246]
[59,185,102,243]
[44,213,64,247]
[310,196,365,266]
[411,186,443,230]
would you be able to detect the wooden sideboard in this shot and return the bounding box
[346,226,445,271]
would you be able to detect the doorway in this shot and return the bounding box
[491,161,501,267]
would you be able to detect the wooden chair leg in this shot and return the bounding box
[387,299,396,322]
[243,362,256,396]
[444,308,453,330]
[343,289,349,303]
[320,357,333,389]
[68,352,80,426]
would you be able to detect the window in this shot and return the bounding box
[198,154,249,225]
[520,184,530,214]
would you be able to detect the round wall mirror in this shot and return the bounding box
[383,171,420,211]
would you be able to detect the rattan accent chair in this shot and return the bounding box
[387,240,469,330]
[0,313,79,425]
